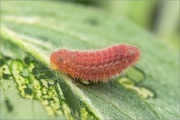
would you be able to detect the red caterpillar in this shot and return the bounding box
[50,44,140,82]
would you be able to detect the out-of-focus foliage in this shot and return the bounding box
[66,0,180,50]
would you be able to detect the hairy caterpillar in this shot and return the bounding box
[50,44,140,82]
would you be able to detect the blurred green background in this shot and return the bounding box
[64,0,179,50]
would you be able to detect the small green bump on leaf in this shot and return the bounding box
[119,77,135,85]
[126,67,145,83]
[80,79,90,85]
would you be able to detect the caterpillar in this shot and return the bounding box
[50,44,140,82]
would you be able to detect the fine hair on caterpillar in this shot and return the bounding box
[50,44,141,83]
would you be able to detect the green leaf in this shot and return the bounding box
[0,41,73,119]
[1,1,179,120]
